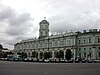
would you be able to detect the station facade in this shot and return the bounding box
[14,19,100,60]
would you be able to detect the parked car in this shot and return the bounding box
[75,59,80,63]
[87,59,93,63]
[68,59,73,63]
[44,59,49,63]
[49,59,55,63]
[33,58,38,62]
[60,59,65,63]
[94,60,100,63]
[55,59,60,63]
[81,59,86,63]
[39,59,44,62]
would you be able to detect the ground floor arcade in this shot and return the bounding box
[15,47,100,61]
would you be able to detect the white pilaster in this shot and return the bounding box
[64,50,66,59]
[73,49,76,61]
[52,50,54,59]
[93,48,96,60]
[38,51,40,59]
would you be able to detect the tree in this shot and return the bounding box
[32,51,38,58]
[0,51,9,58]
[54,51,59,58]
[54,51,64,59]
[58,50,64,59]
[65,49,72,60]
[21,52,27,59]
[0,51,4,58]
[44,52,52,59]
[40,52,43,59]
[3,52,7,58]
[44,52,48,59]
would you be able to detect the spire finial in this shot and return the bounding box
[44,17,46,20]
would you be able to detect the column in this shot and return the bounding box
[93,48,96,60]
[38,51,40,59]
[64,50,66,59]
[30,51,32,57]
[73,49,76,61]
[43,51,44,59]
[86,52,88,60]
[52,50,54,59]
[92,34,96,60]
[27,51,29,58]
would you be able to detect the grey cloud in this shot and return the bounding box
[9,13,32,26]
[0,7,15,21]
[0,6,34,49]
[2,7,34,36]
[48,0,100,33]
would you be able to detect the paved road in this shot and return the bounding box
[0,61,100,75]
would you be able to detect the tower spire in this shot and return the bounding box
[44,17,46,20]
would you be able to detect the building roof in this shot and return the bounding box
[39,20,49,24]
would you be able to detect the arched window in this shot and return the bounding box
[99,52,100,57]
[79,40,81,44]
[98,38,100,43]
[83,39,85,44]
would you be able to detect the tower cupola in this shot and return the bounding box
[39,18,49,39]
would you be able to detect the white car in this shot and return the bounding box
[44,59,49,63]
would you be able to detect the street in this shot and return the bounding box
[0,61,100,75]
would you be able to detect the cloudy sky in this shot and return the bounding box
[0,0,100,49]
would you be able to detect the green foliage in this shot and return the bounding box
[65,49,72,60]
[0,51,8,58]
[44,52,52,59]
[21,52,27,59]
[58,50,64,59]
[0,51,4,58]
[54,51,64,59]
[40,52,43,59]
[32,51,38,58]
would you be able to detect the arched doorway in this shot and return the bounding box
[44,51,52,59]
[54,51,59,58]
[58,50,64,59]
[65,49,72,60]
[32,51,38,58]
[40,51,43,59]
[54,50,64,59]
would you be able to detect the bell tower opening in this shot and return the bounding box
[38,17,49,39]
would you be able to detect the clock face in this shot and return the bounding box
[43,24,45,29]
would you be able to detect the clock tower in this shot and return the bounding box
[39,18,49,39]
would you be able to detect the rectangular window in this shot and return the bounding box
[89,48,91,50]
[67,40,70,45]
[79,48,81,51]
[99,52,100,57]
[89,53,91,57]
[55,41,58,46]
[98,47,100,50]
[84,53,86,57]
[89,38,91,43]
[98,38,100,43]
[79,53,81,58]
[49,42,52,47]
